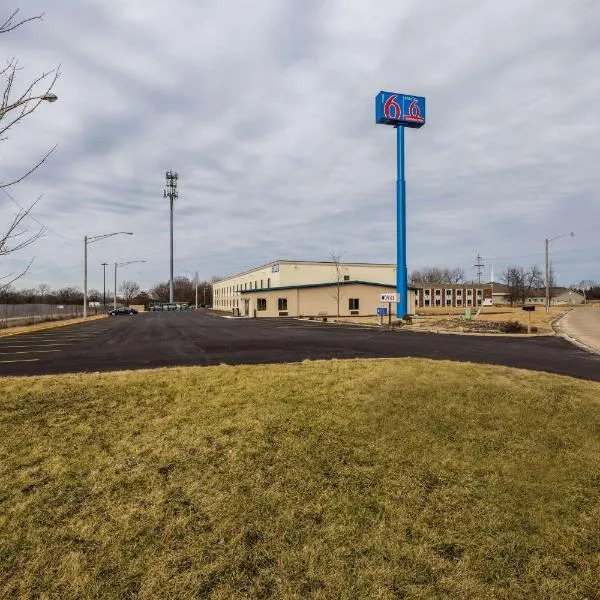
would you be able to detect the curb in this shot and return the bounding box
[553,311,600,356]
[0,315,107,338]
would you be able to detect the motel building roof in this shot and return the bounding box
[239,280,418,294]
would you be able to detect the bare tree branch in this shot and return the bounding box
[1,10,58,287]
[0,144,57,188]
[0,10,43,35]
[0,257,33,291]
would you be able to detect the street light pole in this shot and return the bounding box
[195,271,198,310]
[84,235,88,318]
[544,232,574,312]
[83,232,133,317]
[102,262,108,307]
[544,238,549,313]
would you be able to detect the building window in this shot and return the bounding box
[424,289,430,296]
[435,289,441,296]
[278,298,287,311]
[456,299,462,306]
[343,275,350,281]
[349,298,359,311]
[257,298,267,311]
[456,290,462,297]
[467,290,472,296]
[467,299,472,306]
[435,299,441,306]
[425,299,430,307]
[267,278,271,288]
[244,283,247,290]
[477,289,482,296]
[260,279,263,288]
[446,289,452,296]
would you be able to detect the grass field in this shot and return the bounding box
[1,359,599,599]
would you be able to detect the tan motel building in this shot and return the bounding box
[212,260,417,318]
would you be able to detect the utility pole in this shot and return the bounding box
[545,238,549,313]
[545,232,575,312]
[83,232,133,317]
[84,235,88,317]
[474,253,484,285]
[195,271,199,310]
[164,171,179,304]
[101,262,108,308]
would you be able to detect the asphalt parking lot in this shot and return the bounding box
[0,311,599,380]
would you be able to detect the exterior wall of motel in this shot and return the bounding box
[212,261,396,312]
[238,284,416,318]
[413,285,492,308]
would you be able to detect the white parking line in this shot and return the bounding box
[0,343,70,348]
[0,358,39,364]
[0,349,62,355]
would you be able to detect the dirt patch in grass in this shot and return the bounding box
[415,307,569,334]
[1,359,599,599]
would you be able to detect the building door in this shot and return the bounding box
[243,299,250,316]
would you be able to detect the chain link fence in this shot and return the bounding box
[0,304,106,329]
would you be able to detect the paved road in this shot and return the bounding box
[0,312,599,380]
[558,306,600,354]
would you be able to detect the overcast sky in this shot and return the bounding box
[1,0,599,293]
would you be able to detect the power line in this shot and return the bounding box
[1,187,79,244]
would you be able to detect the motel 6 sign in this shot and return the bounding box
[375,91,426,128]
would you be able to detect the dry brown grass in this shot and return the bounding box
[416,306,569,334]
[0,315,107,338]
[1,359,600,599]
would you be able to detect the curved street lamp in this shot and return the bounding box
[114,260,146,310]
[0,92,58,117]
[545,232,574,312]
[84,232,133,318]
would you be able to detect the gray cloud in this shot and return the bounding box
[2,0,599,293]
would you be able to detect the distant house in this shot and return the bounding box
[552,289,585,306]
[486,283,585,306]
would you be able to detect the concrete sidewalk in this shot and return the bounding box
[557,306,600,354]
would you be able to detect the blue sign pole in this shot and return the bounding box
[375,91,425,320]
[396,125,406,318]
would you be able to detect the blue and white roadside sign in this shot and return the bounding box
[377,307,388,316]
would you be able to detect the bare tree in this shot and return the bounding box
[329,250,347,317]
[1,9,60,289]
[37,282,49,302]
[150,282,169,303]
[502,265,544,306]
[119,280,141,305]
[56,287,83,304]
[577,280,596,304]
[410,266,465,285]
[88,289,101,303]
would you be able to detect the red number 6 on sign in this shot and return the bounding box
[383,95,401,120]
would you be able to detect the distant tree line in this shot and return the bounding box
[149,276,214,306]
[0,275,216,307]
[410,267,465,285]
